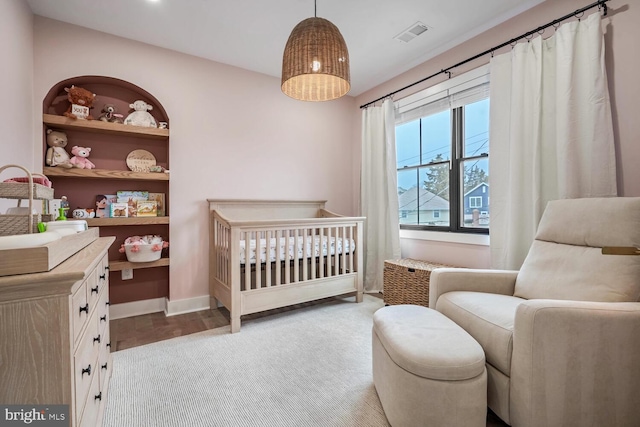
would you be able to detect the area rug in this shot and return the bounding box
[103,295,389,427]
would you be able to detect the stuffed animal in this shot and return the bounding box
[98,103,124,123]
[63,85,96,120]
[124,100,158,128]
[45,129,73,168]
[69,146,96,169]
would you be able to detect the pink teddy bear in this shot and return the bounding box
[69,146,96,169]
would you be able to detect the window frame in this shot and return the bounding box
[395,67,490,235]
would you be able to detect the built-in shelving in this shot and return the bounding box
[43,114,169,139]
[87,217,169,227]
[109,258,170,272]
[43,167,169,181]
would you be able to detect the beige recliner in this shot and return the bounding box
[429,197,640,427]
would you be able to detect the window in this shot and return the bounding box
[395,66,490,233]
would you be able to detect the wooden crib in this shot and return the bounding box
[208,199,364,333]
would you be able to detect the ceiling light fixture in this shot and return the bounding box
[281,0,350,102]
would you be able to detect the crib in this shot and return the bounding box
[208,199,364,333]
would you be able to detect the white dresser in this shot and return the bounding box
[0,236,115,427]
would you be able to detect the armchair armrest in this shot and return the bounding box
[428,268,518,309]
[510,300,640,427]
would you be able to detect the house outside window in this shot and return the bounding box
[395,66,490,233]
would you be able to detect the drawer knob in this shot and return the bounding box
[79,304,89,314]
[104,266,110,271]
[99,274,106,280]
[82,364,92,376]
[100,315,107,322]
[91,285,99,294]
[105,301,111,306]
[95,392,102,401]
[101,362,108,370]
[93,334,101,344]
[106,341,111,348]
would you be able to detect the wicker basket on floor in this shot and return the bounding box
[0,164,54,236]
[383,259,454,307]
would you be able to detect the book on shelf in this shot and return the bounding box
[148,192,165,216]
[136,200,158,217]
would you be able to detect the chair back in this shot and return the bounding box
[514,197,640,302]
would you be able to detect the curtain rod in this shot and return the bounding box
[360,0,609,109]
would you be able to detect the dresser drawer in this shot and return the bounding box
[79,362,102,427]
[74,316,100,421]
[86,267,100,311]
[72,280,90,344]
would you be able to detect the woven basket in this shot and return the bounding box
[0,164,54,236]
[383,259,454,307]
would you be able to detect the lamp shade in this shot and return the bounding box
[281,17,350,101]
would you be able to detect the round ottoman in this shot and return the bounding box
[372,305,487,427]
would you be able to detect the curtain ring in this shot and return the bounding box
[552,21,561,30]
[524,33,534,43]
[537,27,545,36]
[575,10,584,21]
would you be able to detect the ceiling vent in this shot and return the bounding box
[394,22,429,43]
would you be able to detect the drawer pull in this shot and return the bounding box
[91,285,99,294]
[100,315,107,322]
[99,274,106,280]
[79,303,89,314]
[82,364,92,377]
[105,266,110,271]
[101,362,108,370]
[105,301,110,306]
[106,341,111,348]
[95,392,102,401]
[93,334,101,344]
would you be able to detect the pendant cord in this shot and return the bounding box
[314,0,317,17]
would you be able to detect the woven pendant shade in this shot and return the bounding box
[281,17,350,102]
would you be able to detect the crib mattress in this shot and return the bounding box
[239,236,355,265]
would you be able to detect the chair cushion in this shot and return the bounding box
[372,305,485,381]
[514,197,640,302]
[436,292,525,376]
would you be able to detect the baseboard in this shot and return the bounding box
[165,295,211,317]
[110,297,167,320]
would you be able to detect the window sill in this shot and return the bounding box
[400,229,490,246]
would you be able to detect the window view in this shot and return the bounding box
[396,97,489,232]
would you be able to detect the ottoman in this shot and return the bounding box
[372,305,487,427]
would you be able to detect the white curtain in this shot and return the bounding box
[361,99,401,292]
[489,12,617,270]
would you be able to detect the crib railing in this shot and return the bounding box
[212,211,362,293]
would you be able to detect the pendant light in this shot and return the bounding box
[281,0,350,101]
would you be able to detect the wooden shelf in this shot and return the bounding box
[43,167,169,181]
[43,114,169,139]
[87,217,169,226]
[109,257,170,272]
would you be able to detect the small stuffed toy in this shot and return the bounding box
[124,100,158,128]
[69,146,96,169]
[45,129,73,168]
[63,85,96,120]
[98,103,124,123]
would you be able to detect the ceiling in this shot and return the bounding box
[26,0,545,97]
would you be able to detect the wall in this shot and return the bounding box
[355,0,640,268]
[32,17,358,304]
[0,0,34,212]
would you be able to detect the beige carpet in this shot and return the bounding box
[103,295,390,427]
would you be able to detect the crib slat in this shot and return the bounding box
[255,231,262,289]
[341,226,346,275]
[265,230,272,287]
[319,227,325,279]
[310,229,316,280]
[348,226,353,273]
[293,228,300,283]
[284,229,291,285]
[326,227,332,278]
[275,229,281,285]
[244,231,251,290]
[303,230,309,281]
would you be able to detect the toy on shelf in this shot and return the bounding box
[98,103,124,123]
[119,234,169,262]
[63,85,96,120]
[124,100,157,128]
[69,146,96,169]
[56,196,70,220]
[45,129,73,168]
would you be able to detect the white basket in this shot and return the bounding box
[120,235,167,263]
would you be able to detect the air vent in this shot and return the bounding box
[394,22,429,43]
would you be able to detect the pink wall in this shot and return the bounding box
[355,0,640,268]
[0,0,34,185]
[32,17,358,302]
